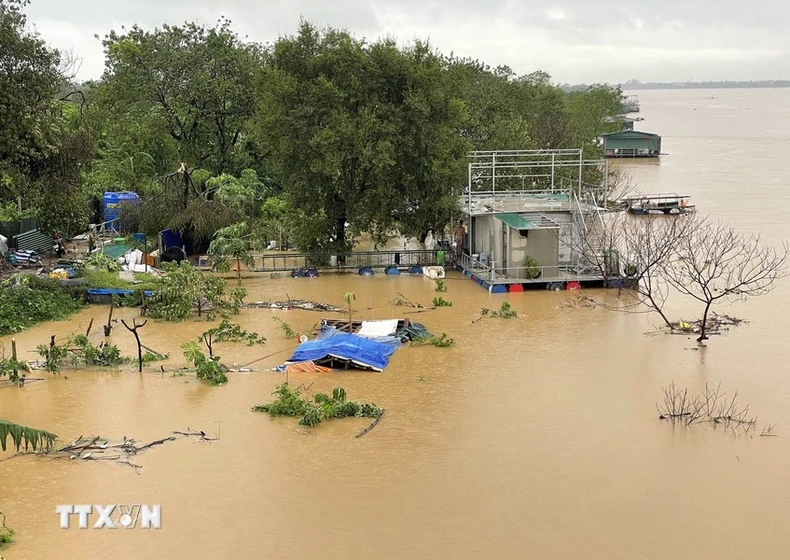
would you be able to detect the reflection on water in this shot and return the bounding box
[3,89,790,560]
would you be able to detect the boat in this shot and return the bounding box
[621,193,695,215]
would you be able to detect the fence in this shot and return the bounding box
[250,249,451,272]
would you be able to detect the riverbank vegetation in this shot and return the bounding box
[1,0,622,259]
[0,275,84,336]
[0,512,14,548]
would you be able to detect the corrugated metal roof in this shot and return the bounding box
[14,229,52,254]
[495,213,561,230]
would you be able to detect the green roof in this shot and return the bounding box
[495,213,561,230]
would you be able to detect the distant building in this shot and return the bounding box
[602,130,661,158]
[621,94,640,113]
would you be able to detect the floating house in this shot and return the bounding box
[458,149,612,292]
[621,94,640,113]
[602,130,661,158]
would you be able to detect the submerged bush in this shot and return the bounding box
[0,275,84,336]
[182,342,228,385]
[253,384,381,427]
[0,511,15,547]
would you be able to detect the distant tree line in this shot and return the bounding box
[563,79,790,92]
[1,1,624,255]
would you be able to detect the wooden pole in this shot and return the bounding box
[85,318,94,336]
[104,299,115,336]
[11,338,18,379]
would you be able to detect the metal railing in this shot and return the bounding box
[249,249,452,272]
[459,252,603,282]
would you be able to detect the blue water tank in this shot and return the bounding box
[103,192,141,232]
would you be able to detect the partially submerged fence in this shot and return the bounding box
[250,249,451,273]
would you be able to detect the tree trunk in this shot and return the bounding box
[697,302,713,343]
[203,334,214,358]
[236,256,241,285]
[335,214,348,266]
[121,319,147,373]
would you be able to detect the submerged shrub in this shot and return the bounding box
[0,275,83,336]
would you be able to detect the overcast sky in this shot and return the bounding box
[23,0,790,84]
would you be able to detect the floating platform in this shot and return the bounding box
[621,193,695,215]
[456,265,635,293]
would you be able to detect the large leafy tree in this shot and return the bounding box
[98,17,262,177]
[455,61,532,151]
[0,0,62,192]
[0,0,93,234]
[256,22,469,253]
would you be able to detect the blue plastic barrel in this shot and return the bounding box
[103,192,141,231]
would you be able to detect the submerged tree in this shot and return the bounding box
[576,213,788,341]
[664,219,789,341]
[146,262,246,320]
[208,222,255,285]
[198,319,265,358]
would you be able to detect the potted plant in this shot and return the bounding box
[523,255,541,279]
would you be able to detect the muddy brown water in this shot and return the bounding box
[2,89,790,559]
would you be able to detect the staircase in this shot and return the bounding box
[571,189,608,273]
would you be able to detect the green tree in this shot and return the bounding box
[252,195,300,250]
[454,60,531,151]
[0,0,94,235]
[567,84,623,155]
[0,0,62,194]
[206,169,268,215]
[256,22,469,252]
[98,17,262,177]
[146,261,245,320]
[208,221,255,285]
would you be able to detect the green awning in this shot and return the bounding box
[495,213,560,230]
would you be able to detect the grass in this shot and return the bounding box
[82,269,159,291]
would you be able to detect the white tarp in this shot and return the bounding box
[357,319,399,338]
[0,234,7,255]
[422,266,445,279]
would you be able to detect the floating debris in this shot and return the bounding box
[669,313,746,336]
[8,429,217,472]
[244,299,345,312]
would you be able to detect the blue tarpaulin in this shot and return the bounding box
[286,326,401,372]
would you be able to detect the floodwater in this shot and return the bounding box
[2,88,790,559]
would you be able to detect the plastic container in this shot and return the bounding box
[103,191,141,232]
[133,233,146,244]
